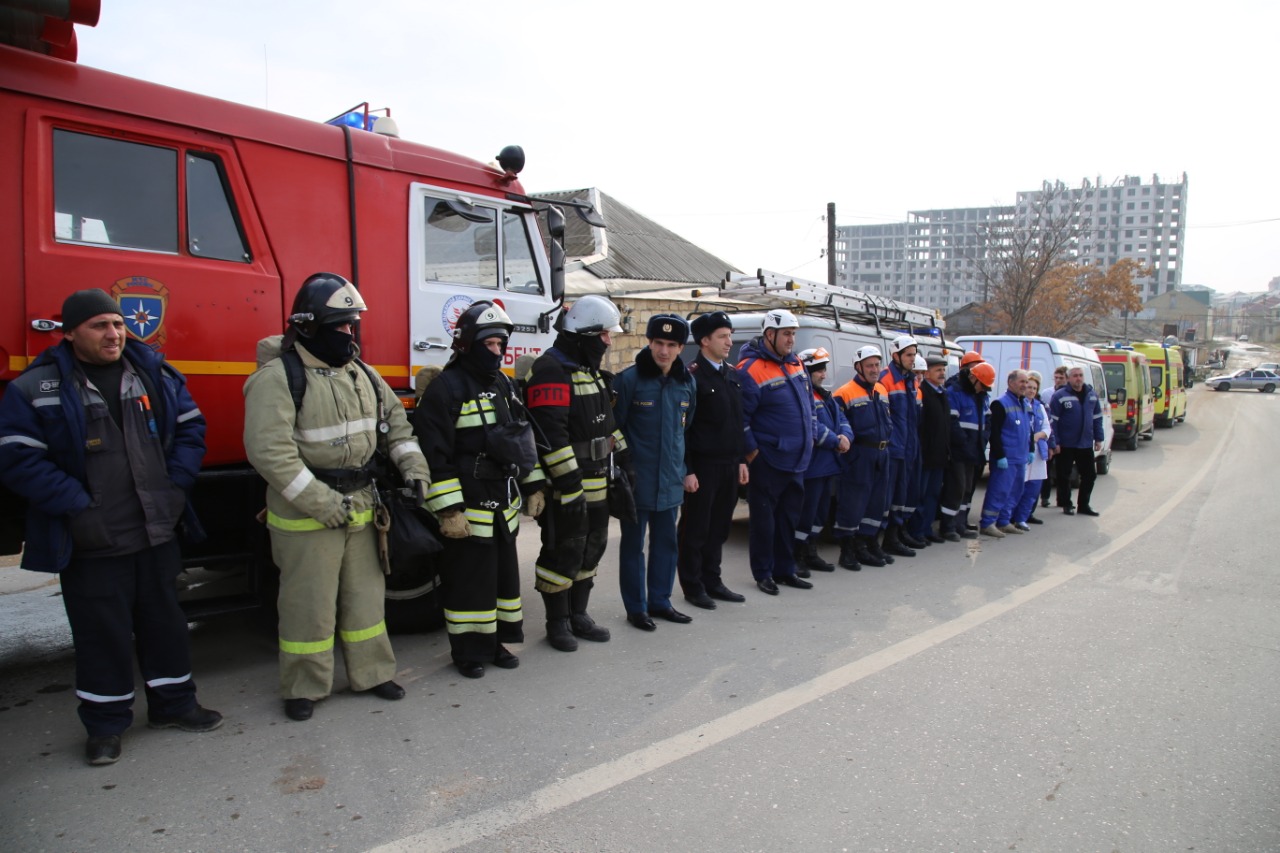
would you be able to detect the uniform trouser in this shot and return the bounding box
[834,448,890,539]
[887,453,920,525]
[620,506,678,614]
[534,498,609,594]
[440,532,524,663]
[981,461,1027,528]
[59,539,196,737]
[746,459,804,581]
[272,524,395,700]
[1012,476,1045,525]
[677,460,738,596]
[1055,447,1097,509]
[796,474,834,543]
[939,459,975,533]
[909,466,946,539]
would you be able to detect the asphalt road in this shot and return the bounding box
[1,381,1277,853]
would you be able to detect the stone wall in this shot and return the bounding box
[601,297,706,373]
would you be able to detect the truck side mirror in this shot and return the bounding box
[1111,387,1126,405]
[549,239,565,303]
[547,206,566,241]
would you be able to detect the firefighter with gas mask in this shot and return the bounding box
[414,301,545,678]
[524,295,628,652]
[244,273,430,721]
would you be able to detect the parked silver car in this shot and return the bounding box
[1205,368,1279,392]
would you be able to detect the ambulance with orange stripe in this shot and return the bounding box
[0,17,576,619]
[954,335,1114,476]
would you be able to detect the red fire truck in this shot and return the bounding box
[0,11,578,625]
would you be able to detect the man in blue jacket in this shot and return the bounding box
[794,347,851,573]
[1050,365,1105,516]
[613,314,696,629]
[0,289,220,766]
[738,310,816,595]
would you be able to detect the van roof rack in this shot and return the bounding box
[692,269,944,337]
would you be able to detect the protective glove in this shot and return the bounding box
[1027,452,1036,465]
[561,492,588,520]
[525,490,547,519]
[438,510,471,539]
[995,457,1009,470]
[407,478,429,507]
[315,494,351,529]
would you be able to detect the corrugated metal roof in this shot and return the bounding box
[535,188,740,286]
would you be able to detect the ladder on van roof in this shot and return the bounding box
[700,269,943,335]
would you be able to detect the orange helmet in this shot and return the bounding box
[971,362,996,389]
[960,351,984,367]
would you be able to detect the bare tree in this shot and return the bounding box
[968,181,1084,334]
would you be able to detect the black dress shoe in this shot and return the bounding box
[707,584,746,603]
[284,698,314,721]
[85,735,121,766]
[456,660,485,679]
[627,612,657,631]
[492,645,520,669]
[1026,516,1044,525]
[777,574,813,590]
[1078,506,1100,517]
[368,680,406,700]
[685,591,717,610]
[651,606,693,624]
[882,541,916,558]
[148,704,224,732]
[795,565,811,579]
[756,578,779,596]
[1062,506,1076,516]
[926,533,946,544]
[1041,498,1050,508]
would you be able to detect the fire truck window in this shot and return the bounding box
[422,199,498,289]
[187,154,250,262]
[53,130,177,253]
[503,210,542,295]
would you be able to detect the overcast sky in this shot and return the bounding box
[74,0,1277,294]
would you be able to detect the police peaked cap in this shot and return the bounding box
[646,314,689,344]
[690,311,732,343]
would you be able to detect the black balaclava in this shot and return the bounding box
[460,331,507,382]
[554,330,608,370]
[308,323,357,367]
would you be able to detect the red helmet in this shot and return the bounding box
[971,362,996,389]
[960,350,984,367]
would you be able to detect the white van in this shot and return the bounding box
[699,312,955,390]
[955,335,1114,475]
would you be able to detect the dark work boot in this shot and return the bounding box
[805,539,836,572]
[792,544,811,578]
[855,536,886,568]
[568,579,611,643]
[837,538,862,571]
[869,535,895,565]
[898,527,928,549]
[882,525,916,558]
[542,591,578,652]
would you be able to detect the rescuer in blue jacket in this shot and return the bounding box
[0,289,219,767]
[737,309,817,595]
[613,314,697,629]
[880,335,926,556]
[980,369,1033,536]
[794,347,852,574]
[939,360,994,539]
[832,345,895,569]
[1050,364,1105,516]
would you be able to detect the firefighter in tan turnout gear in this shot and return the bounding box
[524,295,629,651]
[413,301,546,679]
[243,274,430,721]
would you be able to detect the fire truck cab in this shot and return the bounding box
[0,39,570,623]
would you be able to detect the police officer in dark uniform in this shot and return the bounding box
[524,296,628,651]
[414,301,545,678]
[677,312,749,609]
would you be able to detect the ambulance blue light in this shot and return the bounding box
[326,110,375,131]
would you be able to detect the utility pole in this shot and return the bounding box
[827,202,836,287]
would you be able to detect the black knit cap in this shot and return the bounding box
[61,289,122,331]
[690,311,732,343]
[646,313,689,344]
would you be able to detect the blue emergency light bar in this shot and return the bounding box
[325,110,377,131]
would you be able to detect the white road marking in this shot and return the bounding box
[369,417,1232,853]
